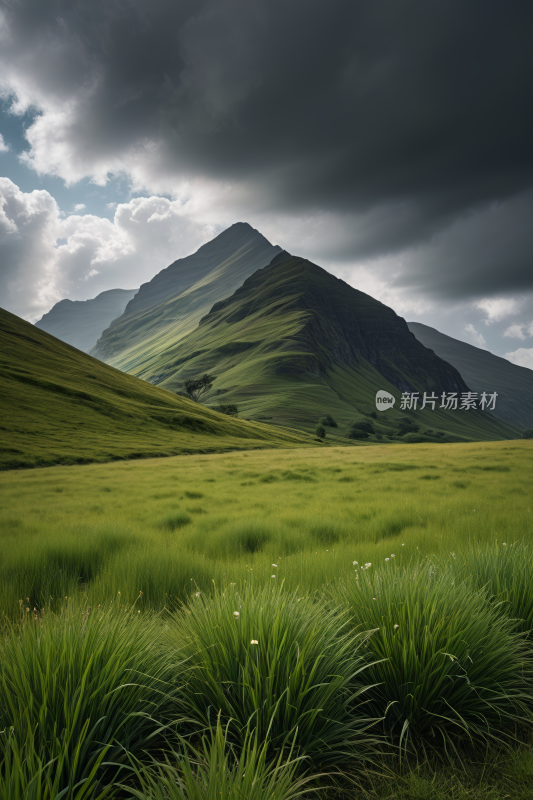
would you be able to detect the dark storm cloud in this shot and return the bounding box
[388,191,533,300]
[2,0,533,297]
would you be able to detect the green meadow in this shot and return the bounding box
[2,439,533,798]
[1,440,532,610]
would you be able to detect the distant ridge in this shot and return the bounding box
[35,288,138,352]
[408,321,533,429]
[90,222,281,369]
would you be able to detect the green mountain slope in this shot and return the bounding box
[90,222,281,375]
[0,307,316,471]
[144,254,519,443]
[408,321,533,429]
[35,288,138,352]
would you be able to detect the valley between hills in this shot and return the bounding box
[5,220,529,472]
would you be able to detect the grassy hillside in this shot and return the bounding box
[408,321,533,429]
[136,254,520,443]
[0,307,316,470]
[90,222,281,373]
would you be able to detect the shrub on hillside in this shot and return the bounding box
[522,428,533,439]
[212,404,239,417]
[346,428,369,440]
[315,425,326,438]
[350,420,374,434]
[347,420,374,439]
[401,433,436,443]
[319,414,338,427]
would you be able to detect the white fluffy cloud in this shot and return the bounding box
[503,323,530,340]
[504,348,533,370]
[0,178,214,321]
[0,134,9,152]
[464,323,488,349]
[476,297,524,324]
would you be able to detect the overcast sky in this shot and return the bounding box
[1,0,533,368]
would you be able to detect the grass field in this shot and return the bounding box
[1,439,533,798]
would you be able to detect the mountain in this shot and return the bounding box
[0,307,315,471]
[35,288,138,352]
[90,222,282,373]
[408,322,533,430]
[133,253,518,443]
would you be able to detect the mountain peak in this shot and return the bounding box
[119,222,276,320]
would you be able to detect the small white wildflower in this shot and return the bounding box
[373,597,376,601]
[353,560,358,565]
[385,558,389,561]
[195,592,201,597]
[394,624,399,629]
[271,575,276,578]
[272,564,277,567]
[365,562,372,569]
[250,640,258,645]
[402,543,405,546]
[391,554,395,558]
[503,543,507,546]
[233,611,239,617]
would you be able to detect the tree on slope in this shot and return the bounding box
[181,374,216,403]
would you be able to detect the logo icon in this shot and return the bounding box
[376,390,396,411]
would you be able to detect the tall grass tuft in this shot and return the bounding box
[445,541,533,635]
[164,583,381,768]
[120,716,325,800]
[333,560,533,758]
[0,597,178,798]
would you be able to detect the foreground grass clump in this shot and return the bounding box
[0,598,176,799]
[165,583,380,768]
[334,560,533,757]
[446,541,533,635]
[121,717,322,800]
